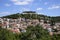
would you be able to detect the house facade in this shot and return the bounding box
[0,17,60,35]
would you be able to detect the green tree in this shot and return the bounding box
[0,28,16,40]
[19,25,51,40]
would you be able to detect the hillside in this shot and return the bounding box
[0,11,60,40]
[1,11,49,20]
[1,11,60,22]
[51,16,60,22]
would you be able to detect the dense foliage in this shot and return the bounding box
[0,27,16,40]
[51,16,60,22]
[0,25,60,40]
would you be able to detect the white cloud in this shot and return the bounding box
[23,8,30,11]
[20,8,30,12]
[0,12,11,17]
[19,8,30,13]
[0,12,11,14]
[10,0,34,5]
[5,4,11,6]
[37,8,43,10]
[48,5,60,9]
[10,0,18,1]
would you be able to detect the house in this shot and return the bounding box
[11,28,20,33]
[31,19,39,26]
[0,17,60,35]
[39,19,44,25]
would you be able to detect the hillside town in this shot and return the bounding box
[0,16,60,35]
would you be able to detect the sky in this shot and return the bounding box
[0,0,60,17]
